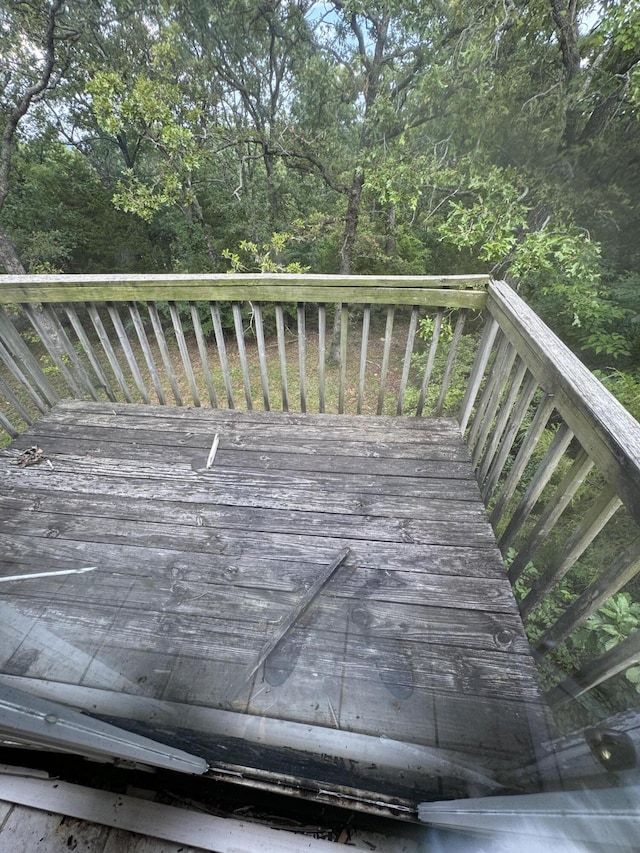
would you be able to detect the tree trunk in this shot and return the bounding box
[0,228,25,274]
[329,170,365,363]
[340,170,365,275]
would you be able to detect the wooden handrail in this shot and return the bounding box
[487,279,640,526]
[0,273,489,308]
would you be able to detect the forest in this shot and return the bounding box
[1,0,639,417]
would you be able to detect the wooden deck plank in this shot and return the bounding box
[0,402,549,805]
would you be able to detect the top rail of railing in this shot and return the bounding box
[0,273,489,308]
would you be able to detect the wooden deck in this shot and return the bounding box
[0,401,551,808]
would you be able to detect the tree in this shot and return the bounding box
[0,0,68,273]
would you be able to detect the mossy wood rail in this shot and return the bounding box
[0,273,639,753]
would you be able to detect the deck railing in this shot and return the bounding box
[1,272,640,737]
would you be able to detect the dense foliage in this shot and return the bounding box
[1,0,639,402]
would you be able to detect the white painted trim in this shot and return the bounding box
[0,775,372,853]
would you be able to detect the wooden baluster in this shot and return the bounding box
[147,302,183,406]
[0,337,49,414]
[477,359,527,492]
[338,304,348,414]
[298,303,307,414]
[435,309,467,416]
[482,371,538,504]
[0,375,33,426]
[357,306,371,416]
[275,304,289,412]
[190,302,218,408]
[506,442,590,579]
[0,407,18,438]
[470,340,517,467]
[538,535,640,653]
[520,486,623,621]
[210,302,234,409]
[253,303,271,411]
[63,304,117,402]
[466,331,509,455]
[232,302,253,410]
[490,393,555,528]
[377,306,395,416]
[396,306,419,416]
[547,627,640,710]
[87,303,134,403]
[168,302,200,407]
[125,303,165,405]
[318,305,326,414]
[23,303,92,400]
[458,316,499,433]
[106,303,151,404]
[415,309,443,417]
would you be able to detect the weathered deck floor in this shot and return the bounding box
[0,401,551,807]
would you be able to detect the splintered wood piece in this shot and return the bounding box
[206,434,220,468]
[227,546,350,701]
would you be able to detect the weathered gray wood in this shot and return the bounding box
[0,400,547,791]
[87,303,135,402]
[465,330,507,454]
[30,303,98,401]
[339,304,348,414]
[477,359,527,488]
[232,302,252,410]
[274,303,288,412]
[520,486,623,620]
[506,445,592,580]
[147,302,183,405]
[227,547,350,700]
[0,307,58,407]
[396,306,419,416]
[128,302,166,404]
[189,302,218,408]
[209,302,234,409]
[0,337,49,415]
[470,338,517,467]
[317,305,326,413]
[489,278,640,525]
[376,306,395,416]
[106,303,150,404]
[458,315,499,433]
[0,408,18,438]
[0,272,490,306]
[478,362,531,500]
[64,303,118,402]
[500,423,575,556]
[297,303,307,414]
[41,304,100,400]
[489,393,554,528]
[0,375,33,426]
[22,303,87,400]
[547,628,640,709]
[357,305,371,416]
[415,310,443,417]
[168,301,200,407]
[252,303,271,411]
[537,536,640,652]
[482,371,538,503]
[435,308,467,416]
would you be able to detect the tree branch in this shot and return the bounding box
[0,0,64,214]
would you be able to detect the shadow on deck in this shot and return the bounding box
[0,400,551,814]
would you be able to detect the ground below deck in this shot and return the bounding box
[0,401,550,805]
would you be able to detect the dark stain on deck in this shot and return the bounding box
[0,401,551,807]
